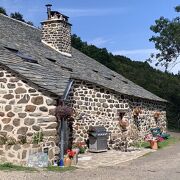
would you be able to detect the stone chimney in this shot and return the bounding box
[41,4,72,57]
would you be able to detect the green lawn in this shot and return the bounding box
[0,163,36,171]
[46,166,77,172]
[158,136,180,149]
[0,162,77,172]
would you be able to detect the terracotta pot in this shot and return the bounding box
[119,118,129,129]
[150,140,158,150]
[64,157,72,167]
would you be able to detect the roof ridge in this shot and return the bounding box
[0,13,39,30]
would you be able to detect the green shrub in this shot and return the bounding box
[18,135,27,144]
[32,131,43,144]
[6,136,16,145]
[0,135,7,145]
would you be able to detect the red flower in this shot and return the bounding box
[66,149,76,159]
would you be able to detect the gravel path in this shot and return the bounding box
[1,132,180,180]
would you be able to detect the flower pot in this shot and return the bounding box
[64,157,72,167]
[119,118,129,130]
[150,140,158,150]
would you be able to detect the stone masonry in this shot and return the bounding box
[0,67,59,165]
[68,80,166,150]
[41,19,72,55]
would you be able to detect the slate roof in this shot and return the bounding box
[0,14,166,102]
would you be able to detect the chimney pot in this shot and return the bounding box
[46,4,52,19]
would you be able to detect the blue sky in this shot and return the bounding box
[0,0,179,73]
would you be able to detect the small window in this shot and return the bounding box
[122,80,128,84]
[92,69,98,73]
[4,46,18,53]
[17,52,38,64]
[104,76,112,80]
[46,57,56,63]
[111,74,116,78]
[61,66,73,72]
[4,46,38,64]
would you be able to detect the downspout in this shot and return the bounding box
[62,79,74,101]
[59,79,74,167]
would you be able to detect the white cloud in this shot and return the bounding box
[112,48,157,64]
[88,37,113,47]
[59,8,127,17]
[113,48,158,56]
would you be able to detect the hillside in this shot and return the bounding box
[72,34,180,130]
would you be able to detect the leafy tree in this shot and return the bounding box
[10,12,34,26]
[149,5,180,69]
[10,12,25,22]
[26,21,34,26]
[175,5,180,12]
[0,7,7,15]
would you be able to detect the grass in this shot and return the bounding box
[158,136,180,149]
[136,136,180,149]
[134,141,150,148]
[0,162,77,172]
[168,129,180,133]
[46,166,77,172]
[0,163,36,171]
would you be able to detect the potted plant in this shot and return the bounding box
[144,133,164,150]
[72,142,87,154]
[64,149,76,167]
[55,103,74,121]
[154,111,161,120]
[133,107,142,117]
[119,117,129,131]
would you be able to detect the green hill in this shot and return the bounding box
[72,34,180,130]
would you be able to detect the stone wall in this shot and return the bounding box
[0,143,59,166]
[41,20,71,55]
[0,67,59,165]
[68,80,166,150]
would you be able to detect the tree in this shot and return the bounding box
[10,12,34,26]
[0,7,7,15]
[149,5,180,69]
[10,12,25,22]
[26,21,34,26]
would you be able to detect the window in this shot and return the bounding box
[111,74,116,78]
[104,76,112,80]
[4,46,38,64]
[46,57,56,63]
[92,69,98,73]
[122,80,128,84]
[4,46,18,53]
[16,52,38,64]
[61,66,73,72]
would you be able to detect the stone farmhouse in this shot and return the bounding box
[0,5,167,165]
